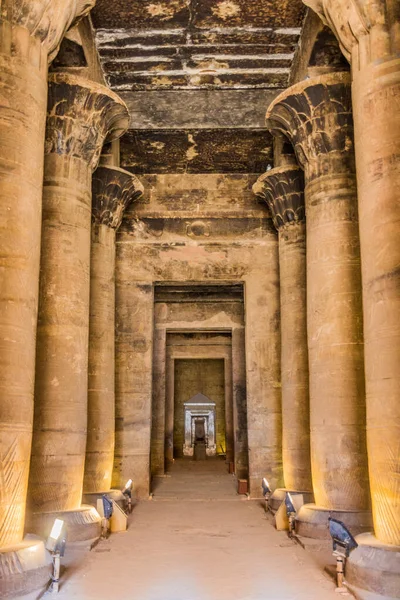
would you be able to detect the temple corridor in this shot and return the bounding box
[1,1,399,598]
[28,460,339,600]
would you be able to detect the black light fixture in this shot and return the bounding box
[122,479,133,513]
[101,494,113,538]
[45,518,67,594]
[284,492,297,535]
[328,517,358,590]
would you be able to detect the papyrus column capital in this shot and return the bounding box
[303,0,400,64]
[45,73,129,171]
[92,166,144,229]
[253,166,305,231]
[266,72,353,181]
[2,0,96,62]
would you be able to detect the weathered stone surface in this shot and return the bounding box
[254,167,312,493]
[120,129,273,174]
[92,166,144,228]
[84,166,143,495]
[28,74,128,518]
[0,1,99,552]
[304,0,400,548]
[267,73,370,522]
[115,171,279,497]
[92,0,304,90]
[120,89,282,130]
[253,166,305,229]
[4,0,96,62]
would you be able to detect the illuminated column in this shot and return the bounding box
[253,166,313,510]
[0,2,95,596]
[267,72,371,537]
[302,2,400,593]
[27,73,129,542]
[83,165,143,502]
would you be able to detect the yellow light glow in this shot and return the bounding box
[49,519,64,541]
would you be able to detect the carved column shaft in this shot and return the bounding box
[84,166,144,494]
[0,0,95,549]
[28,74,129,519]
[304,0,400,546]
[267,74,370,532]
[254,167,312,493]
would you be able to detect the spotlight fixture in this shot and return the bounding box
[122,479,133,513]
[101,494,114,538]
[284,492,297,536]
[262,478,271,500]
[45,518,67,594]
[328,517,358,591]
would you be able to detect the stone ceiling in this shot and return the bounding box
[92,0,306,91]
[91,0,306,175]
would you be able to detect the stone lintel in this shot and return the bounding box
[253,166,305,230]
[45,72,129,170]
[266,72,353,179]
[92,165,144,229]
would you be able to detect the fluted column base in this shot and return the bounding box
[295,504,372,539]
[268,488,314,514]
[346,533,400,600]
[26,506,101,546]
[0,539,52,599]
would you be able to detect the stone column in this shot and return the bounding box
[266,72,371,537]
[27,73,129,542]
[302,2,400,593]
[83,166,144,504]
[0,2,95,596]
[253,166,313,511]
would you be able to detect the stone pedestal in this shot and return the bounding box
[83,166,143,495]
[27,73,129,541]
[267,72,371,537]
[254,166,313,497]
[0,538,52,600]
[301,2,400,593]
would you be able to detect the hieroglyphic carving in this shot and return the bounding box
[303,0,400,62]
[253,166,305,230]
[92,166,144,229]
[45,72,129,170]
[266,72,354,180]
[1,0,97,61]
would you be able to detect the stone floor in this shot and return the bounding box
[26,459,340,600]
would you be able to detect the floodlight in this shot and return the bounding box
[262,478,271,497]
[122,479,133,513]
[46,519,67,555]
[284,492,297,535]
[328,517,358,590]
[45,519,67,594]
[100,494,114,538]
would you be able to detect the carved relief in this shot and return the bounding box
[2,0,96,62]
[303,0,399,62]
[186,220,211,238]
[92,166,144,229]
[266,72,354,180]
[45,72,129,170]
[253,166,305,230]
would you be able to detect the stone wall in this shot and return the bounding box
[115,171,282,497]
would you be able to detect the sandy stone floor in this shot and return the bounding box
[28,459,339,600]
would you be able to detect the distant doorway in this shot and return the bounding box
[173,359,226,459]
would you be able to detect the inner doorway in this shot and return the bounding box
[173,359,226,459]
